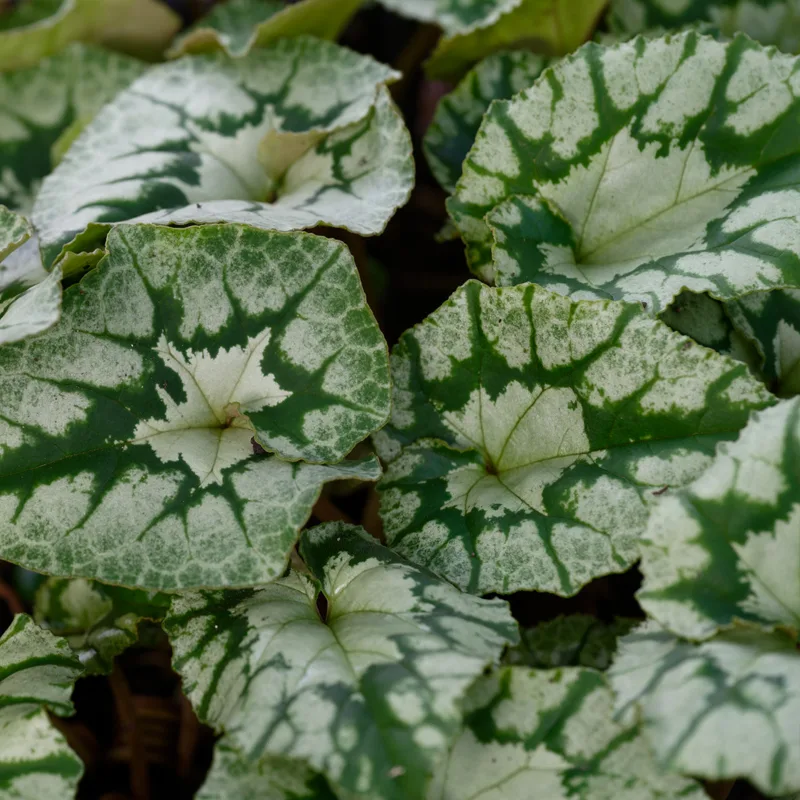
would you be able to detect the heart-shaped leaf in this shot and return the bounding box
[608,0,800,53]
[32,38,412,268]
[0,223,390,590]
[424,50,549,194]
[609,624,800,795]
[450,31,800,312]
[164,523,518,800]
[376,280,774,596]
[639,398,800,640]
[430,665,706,800]
[168,0,366,58]
[0,614,84,800]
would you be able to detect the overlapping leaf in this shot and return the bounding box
[0,0,180,71]
[451,31,800,313]
[609,0,800,53]
[376,280,774,596]
[0,223,390,590]
[609,624,800,795]
[0,614,84,800]
[429,665,705,799]
[165,523,518,800]
[424,51,548,193]
[638,398,800,640]
[35,578,170,673]
[32,37,413,268]
[168,0,366,58]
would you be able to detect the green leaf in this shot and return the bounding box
[168,0,366,58]
[34,578,170,673]
[0,614,84,800]
[0,223,390,590]
[165,522,518,800]
[424,50,549,193]
[0,44,147,214]
[376,280,774,596]
[450,31,800,311]
[0,0,180,71]
[32,37,412,269]
[638,398,800,641]
[430,665,706,799]
[0,206,30,260]
[609,624,800,795]
[608,0,800,53]
[505,614,638,670]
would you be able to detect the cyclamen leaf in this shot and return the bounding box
[35,578,171,673]
[0,223,390,590]
[0,206,30,259]
[0,614,84,800]
[609,624,800,795]
[429,665,705,800]
[451,31,800,312]
[376,280,774,596]
[378,0,518,31]
[0,44,146,214]
[168,0,366,58]
[0,0,181,71]
[424,50,549,193]
[638,398,800,640]
[165,523,518,800]
[609,0,800,53]
[32,38,412,269]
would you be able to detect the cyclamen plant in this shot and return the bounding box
[1,0,799,799]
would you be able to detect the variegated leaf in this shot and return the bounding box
[168,0,365,58]
[35,578,170,673]
[165,523,518,800]
[424,50,548,193]
[450,31,800,313]
[609,0,800,53]
[429,665,706,800]
[638,398,800,641]
[0,44,146,214]
[376,281,774,596]
[0,614,83,800]
[32,38,412,268]
[0,206,30,259]
[609,624,800,795]
[0,0,180,71]
[0,224,389,590]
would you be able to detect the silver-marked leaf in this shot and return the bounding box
[609,0,800,53]
[429,665,706,800]
[451,31,800,311]
[378,0,518,29]
[0,206,30,259]
[638,399,800,641]
[165,523,518,800]
[34,578,170,673]
[505,614,638,670]
[424,50,549,193]
[0,614,83,800]
[32,38,412,268]
[0,44,146,214]
[0,223,389,590]
[376,281,774,596]
[609,624,800,795]
[0,0,180,71]
[168,0,365,58]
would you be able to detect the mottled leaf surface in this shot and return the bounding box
[451,31,800,312]
[165,523,518,800]
[424,50,548,193]
[610,624,800,795]
[376,280,773,596]
[0,614,83,800]
[639,399,800,640]
[0,207,30,260]
[35,578,170,673]
[0,224,389,590]
[33,38,412,267]
[429,665,705,799]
